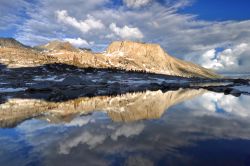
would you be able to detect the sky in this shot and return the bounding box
[0,0,250,73]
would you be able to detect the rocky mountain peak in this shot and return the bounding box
[0,38,28,48]
[104,40,221,78]
[106,41,165,57]
[38,40,79,52]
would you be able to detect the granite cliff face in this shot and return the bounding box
[0,38,220,78]
[102,41,220,78]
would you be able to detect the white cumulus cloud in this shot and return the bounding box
[56,10,104,33]
[109,23,144,40]
[200,43,249,72]
[123,0,152,8]
[200,49,223,69]
[64,37,90,48]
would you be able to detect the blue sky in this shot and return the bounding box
[1,0,250,73]
[180,0,250,21]
[1,0,250,37]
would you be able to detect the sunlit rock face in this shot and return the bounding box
[0,38,220,78]
[103,41,220,78]
[0,47,55,68]
[68,41,221,78]
[0,38,56,68]
[0,89,204,127]
[37,40,79,52]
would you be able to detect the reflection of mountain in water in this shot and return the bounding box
[0,88,204,127]
[1,92,250,166]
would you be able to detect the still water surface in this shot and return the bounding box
[0,88,250,166]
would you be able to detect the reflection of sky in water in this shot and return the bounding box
[1,92,250,166]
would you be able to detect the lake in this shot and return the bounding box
[0,87,250,166]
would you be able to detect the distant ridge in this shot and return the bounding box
[0,38,221,78]
[0,38,29,48]
[37,40,79,52]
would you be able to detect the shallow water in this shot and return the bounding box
[1,88,250,166]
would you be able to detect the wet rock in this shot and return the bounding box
[230,89,241,97]
[48,90,67,101]
[224,88,233,95]
[25,87,53,93]
[223,88,241,97]
[232,79,249,85]
[161,82,184,91]
[107,82,121,93]
[149,83,162,90]
[83,86,98,97]
[62,76,83,85]
[29,82,55,89]
[205,86,227,93]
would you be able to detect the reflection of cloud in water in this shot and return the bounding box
[1,91,250,165]
[111,123,145,141]
[59,123,145,154]
[184,92,250,117]
[64,116,92,127]
[59,131,106,154]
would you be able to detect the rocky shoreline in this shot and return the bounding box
[0,67,249,128]
[1,62,249,104]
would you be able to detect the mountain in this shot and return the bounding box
[0,38,56,67]
[72,41,221,78]
[37,40,79,52]
[0,38,29,48]
[0,38,220,78]
[105,41,220,78]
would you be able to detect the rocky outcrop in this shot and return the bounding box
[37,40,79,52]
[0,38,220,78]
[0,89,205,127]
